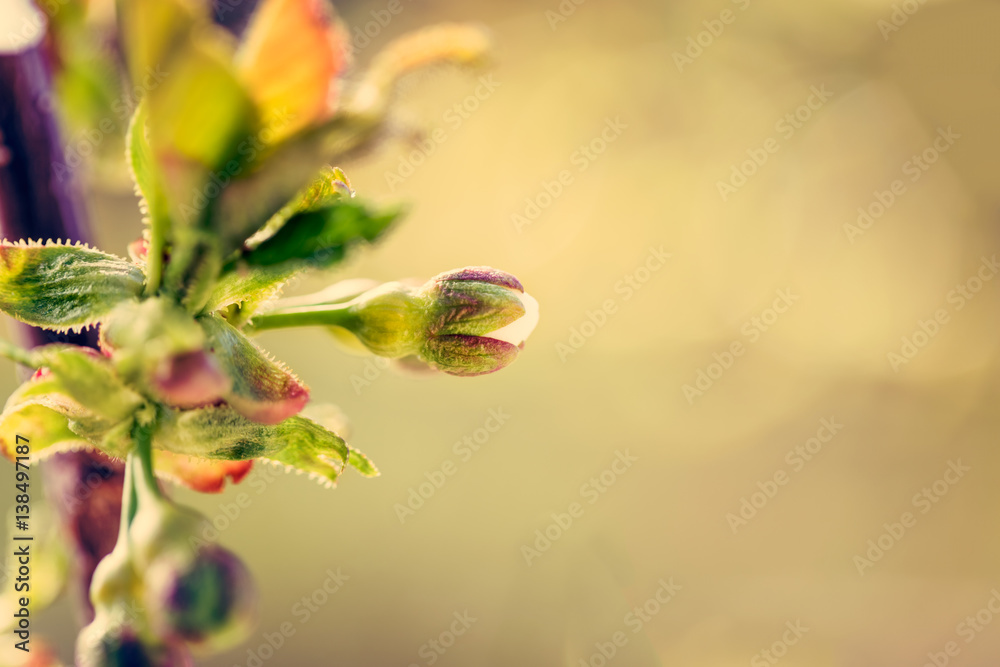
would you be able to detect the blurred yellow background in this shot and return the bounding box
[6,0,1000,664]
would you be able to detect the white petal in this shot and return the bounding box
[487,291,539,347]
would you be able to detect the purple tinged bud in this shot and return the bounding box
[146,545,257,651]
[152,350,232,409]
[421,334,519,376]
[431,266,523,292]
[76,617,193,667]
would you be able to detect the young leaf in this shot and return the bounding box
[244,166,354,251]
[153,406,355,487]
[212,22,491,261]
[118,0,202,86]
[0,403,91,463]
[125,101,169,293]
[201,264,297,316]
[201,167,361,315]
[0,241,144,331]
[0,374,106,462]
[243,199,400,268]
[146,40,256,172]
[199,314,309,424]
[347,449,379,477]
[31,346,143,421]
[235,0,349,145]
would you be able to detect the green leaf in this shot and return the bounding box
[126,101,169,293]
[32,346,144,421]
[146,41,256,172]
[0,403,89,463]
[347,449,379,477]
[119,0,201,86]
[203,199,398,318]
[199,314,309,424]
[209,116,376,257]
[0,375,110,462]
[120,0,257,303]
[245,200,400,268]
[202,264,297,315]
[243,166,354,251]
[0,241,144,331]
[154,406,356,487]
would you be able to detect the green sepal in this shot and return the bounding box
[0,241,144,332]
[431,280,525,338]
[100,297,207,384]
[198,314,308,424]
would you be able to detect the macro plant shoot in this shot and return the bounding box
[0,0,537,664]
[0,0,996,665]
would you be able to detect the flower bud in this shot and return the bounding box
[145,545,257,652]
[100,298,232,408]
[126,496,210,570]
[76,615,193,667]
[260,266,537,376]
[89,545,137,611]
[421,334,520,377]
[151,350,230,409]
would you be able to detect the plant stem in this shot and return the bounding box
[247,303,357,332]
[0,338,36,369]
[118,452,138,542]
[143,226,165,297]
[131,418,162,503]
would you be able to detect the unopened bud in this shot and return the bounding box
[151,350,230,409]
[77,613,193,667]
[145,545,256,651]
